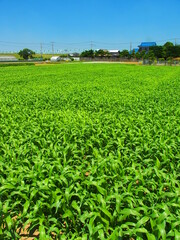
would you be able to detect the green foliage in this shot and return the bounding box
[167,57,173,65]
[140,50,146,59]
[0,62,35,67]
[144,50,156,64]
[119,50,130,58]
[80,49,94,58]
[0,64,180,239]
[163,42,174,48]
[149,42,180,60]
[130,50,136,59]
[94,49,110,57]
[19,48,35,60]
[135,51,141,60]
[149,46,163,58]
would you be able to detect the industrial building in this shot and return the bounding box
[138,42,157,52]
[0,55,18,61]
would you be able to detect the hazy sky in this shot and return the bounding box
[0,0,180,52]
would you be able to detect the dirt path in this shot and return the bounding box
[82,61,140,64]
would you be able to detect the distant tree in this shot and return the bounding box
[19,48,35,59]
[144,50,155,64]
[81,50,89,57]
[120,50,130,58]
[149,46,163,58]
[135,51,141,60]
[162,47,167,59]
[130,50,136,59]
[140,50,146,59]
[80,49,94,58]
[94,49,110,57]
[172,45,180,58]
[163,42,174,48]
[148,50,155,60]
[162,42,174,59]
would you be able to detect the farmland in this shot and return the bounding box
[0,64,180,239]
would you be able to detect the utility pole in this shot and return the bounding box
[130,42,132,52]
[40,43,43,58]
[51,42,54,54]
[175,38,176,46]
[90,41,94,50]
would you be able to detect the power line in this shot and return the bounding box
[0,38,179,46]
[55,41,91,45]
[90,41,96,50]
[0,38,179,53]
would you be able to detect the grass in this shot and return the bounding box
[0,64,180,239]
[0,62,35,67]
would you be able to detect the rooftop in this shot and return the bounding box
[129,48,139,54]
[0,55,18,61]
[138,42,157,47]
[50,56,60,59]
[108,50,119,53]
[0,55,17,58]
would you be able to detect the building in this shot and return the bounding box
[69,53,80,61]
[60,57,71,61]
[129,48,139,54]
[50,56,61,62]
[72,57,80,61]
[69,53,80,57]
[108,50,119,57]
[0,55,18,62]
[138,42,157,52]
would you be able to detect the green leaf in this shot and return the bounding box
[174,229,180,240]
[23,200,30,215]
[88,215,97,236]
[62,209,73,219]
[99,207,112,220]
[93,223,104,235]
[157,221,166,240]
[39,225,46,240]
[157,211,169,224]
[80,211,93,223]
[135,227,148,233]
[82,234,88,240]
[6,216,12,230]
[156,158,161,169]
[30,189,38,199]
[136,216,149,228]
[98,229,105,239]
[71,200,81,215]
[3,201,10,213]
[120,208,140,216]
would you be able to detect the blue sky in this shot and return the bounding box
[0,0,180,53]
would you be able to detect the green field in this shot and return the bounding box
[0,64,180,239]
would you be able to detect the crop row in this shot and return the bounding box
[0,64,180,239]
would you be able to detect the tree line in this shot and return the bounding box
[18,42,180,60]
[80,42,180,60]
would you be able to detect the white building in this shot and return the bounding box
[108,50,119,57]
[60,57,71,61]
[0,56,18,62]
[50,56,61,62]
[72,57,80,61]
